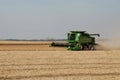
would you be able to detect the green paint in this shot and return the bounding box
[67,31,100,50]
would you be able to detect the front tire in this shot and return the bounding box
[79,45,84,50]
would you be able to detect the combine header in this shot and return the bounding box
[51,31,100,50]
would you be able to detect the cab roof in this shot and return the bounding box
[70,31,86,33]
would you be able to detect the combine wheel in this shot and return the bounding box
[88,44,95,50]
[79,45,84,50]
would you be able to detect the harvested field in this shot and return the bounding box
[0,41,120,80]
[0,41,67,51]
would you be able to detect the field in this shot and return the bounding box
[0,41,67,51]
[0,41,120,80]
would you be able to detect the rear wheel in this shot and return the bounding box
[88,44,95,50]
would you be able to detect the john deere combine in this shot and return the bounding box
[51,31,100,50]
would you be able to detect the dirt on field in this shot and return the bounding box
[0,41,120,80]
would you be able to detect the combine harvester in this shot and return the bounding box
[51,31,100,50]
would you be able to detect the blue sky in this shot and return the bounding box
[0,0,120,39]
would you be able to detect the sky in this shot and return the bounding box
[0,0,120,39]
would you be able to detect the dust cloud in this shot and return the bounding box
[97,36,120,50]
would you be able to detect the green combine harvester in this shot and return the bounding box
[51,31,100,50]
